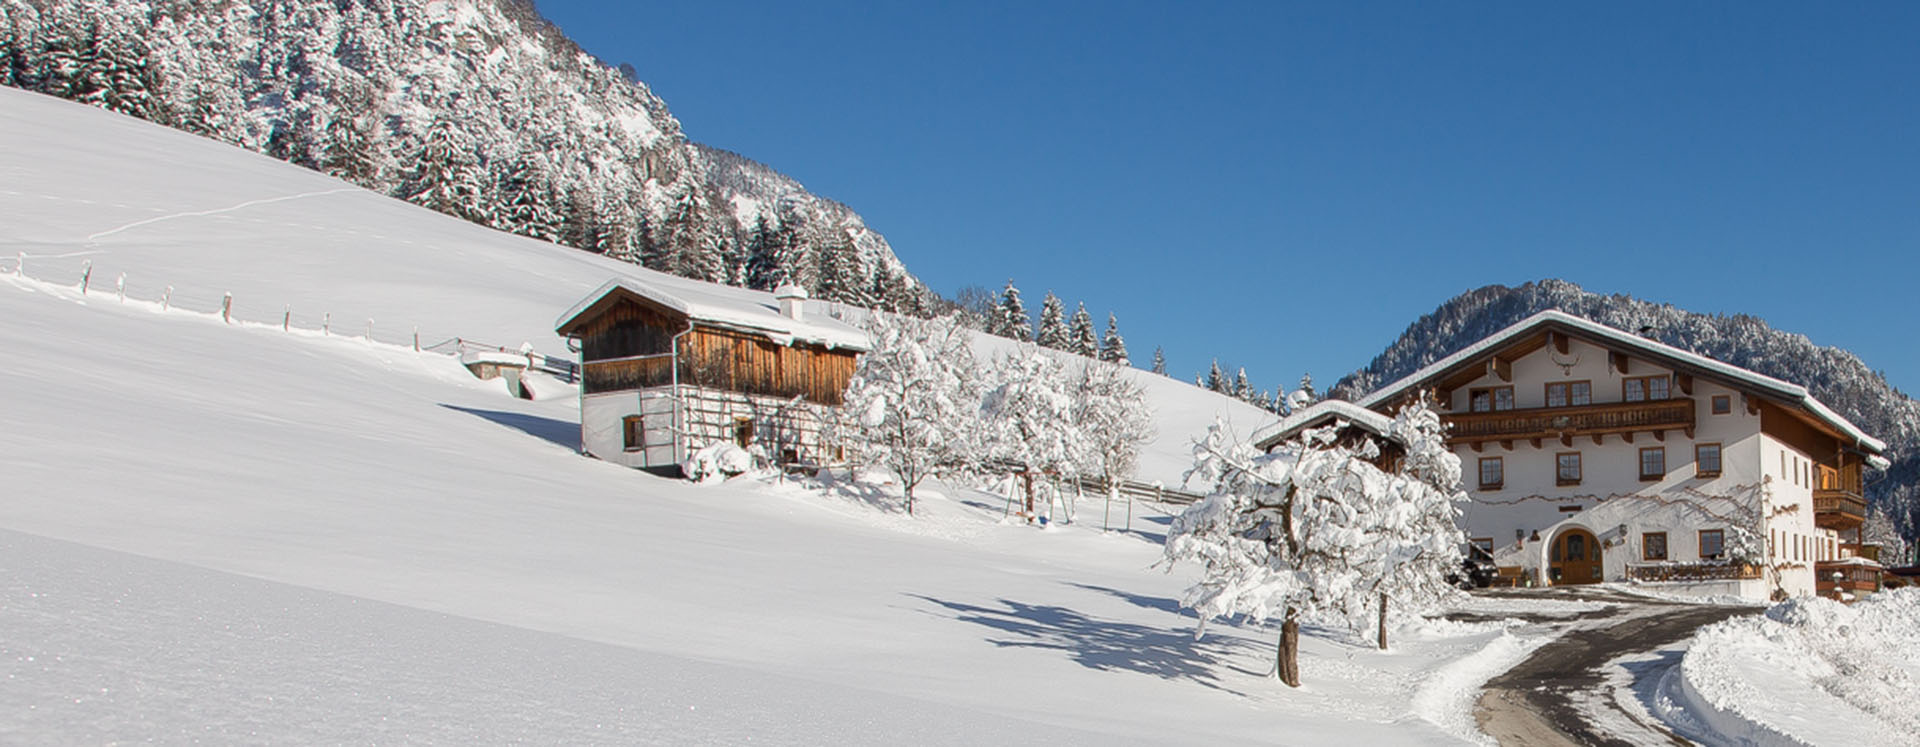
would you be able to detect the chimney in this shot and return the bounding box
[774,284,808,321]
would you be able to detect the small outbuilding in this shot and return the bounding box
[554,277,869,475]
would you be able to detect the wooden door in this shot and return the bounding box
[1550,528,1603,585]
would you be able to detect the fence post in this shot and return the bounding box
[323,312,330,335]
[80,260,92,294]
[413,326,420,352]
[283,306,290,331]
[115,273,125,301]
[161,286,172,311]
[221,292,233,324]
[13,252,20,277]
[366,318,374,342]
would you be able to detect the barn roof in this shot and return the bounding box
[554,275,871,352]
[1354,310,1884,453]
[1250,399,1396,451]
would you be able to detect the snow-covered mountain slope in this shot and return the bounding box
[0,86,1524,744]
[0,86,1269,487]
[0,0,924,308]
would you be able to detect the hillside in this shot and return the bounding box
[0,0,926,311]
[0,77,1537,745]
[1330,279,1919,541]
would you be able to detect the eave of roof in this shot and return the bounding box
[553,277,871,352]
[1354,310,1885,454]
[1251,399,1396,450]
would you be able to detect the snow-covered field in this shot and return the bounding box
[0,87,1545,742]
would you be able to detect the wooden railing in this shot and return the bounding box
[1814,492,1868,529]
[1625,562,1761,583]
[1817,463,1863,495]
[1815,560,1882,595]
[1445,399,1695,442]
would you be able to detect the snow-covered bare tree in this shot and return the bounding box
[1164,405,1460,687]
[842,313,980,516]
[1350,399,1467,649]
[1074,362,1156,508]
[983,345,1082,520]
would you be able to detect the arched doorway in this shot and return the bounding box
[1549,527,1603,585]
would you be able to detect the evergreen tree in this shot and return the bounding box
[1035,292,1069,349]
[1151,347,1168,376]
[1298,373,1317,402]
[994,280,1032,342]
[1232,368,1253,400]
[1069,303,1098,358]
[408,118,486,223]
[498,156,561,242]
[1205,360,1227,393]
[1100,313,1130,365]
[744,215,781,289]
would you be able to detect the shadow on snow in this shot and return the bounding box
[439,404,578,450]
[907,591,1262,695]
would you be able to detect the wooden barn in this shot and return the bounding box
[554,278,870,475]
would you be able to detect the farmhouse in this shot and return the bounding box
[554,277,869,475]
[1255,310,1888,601]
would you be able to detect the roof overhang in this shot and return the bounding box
[554,277,871,352]
[1252,400,1396,451]
[1354,310,1885,455]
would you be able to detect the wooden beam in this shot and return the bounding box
[1610,351,1630,375]
[1676,373,1693,396]
[1531,437,1543,449]
[1501,439,1514,452]
[1622,431,1635,444]
[1436,388,1452,408]
[1489,356,1513,383]
[1592,434,1604,445]
[1560,433,1572,448]
[1551,330,1571,355]
[1652,429,1666,442]
[1744,394,1760,416]
[1685,426,1695,439]
[1471,441,1484,453]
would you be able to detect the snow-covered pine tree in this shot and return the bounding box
[1035,292,1068,349]
[842,313,981,516]
[744,215,781,290]
[994,280,1032,342]
[1232,368,1253,400]
[498,156,562,242]
[1074,361,1155,509]
[983,344,1082,520]
[1100,313,1129,365]
[1069,303,1098,358]
[1205,360,1227,394]
[1298,373,1317,402]
[1151,347,1167,376]
[1865,506,1913,567]
[408,118,486,223]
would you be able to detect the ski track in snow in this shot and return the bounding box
[85,188,361,242]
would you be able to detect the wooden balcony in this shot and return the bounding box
[1814,462,1866,530]
[1815,560,1882,598]
[1445,399,1695,445]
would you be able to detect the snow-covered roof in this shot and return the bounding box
[1251,400,1395,451]
[554,276,870,352]
[1355,310,1885,453]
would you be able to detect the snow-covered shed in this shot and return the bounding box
[554,277,869,474]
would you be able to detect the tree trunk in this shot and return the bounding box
[1277,607,1301,687]
[904,483,914,516]
[1022,471,1035,521]
[1377,593,1389,650]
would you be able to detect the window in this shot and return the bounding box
[1711,395,1731,415]
[1546,380,1591,408]
[1624,375,1671,402]
[1478,457,1504,489]
[1643,532,1668,561]
[1639,447,1666,481]
[1699,529,1725,560]
[1470,386,1514,412]
[1695,443,1722,477]
[1556,452,1583,486]
[622,415,644,451]
[1471,537,1494,554]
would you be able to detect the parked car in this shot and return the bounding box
[1449,544,1497,589]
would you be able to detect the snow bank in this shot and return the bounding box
[1678,589,1920,746]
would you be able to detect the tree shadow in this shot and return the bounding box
[807,472,909,515]
[907,593,1260,695]
[439,404,577,450]
[1065,582,1188,616]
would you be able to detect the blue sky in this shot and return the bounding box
[534,1,1920,396]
